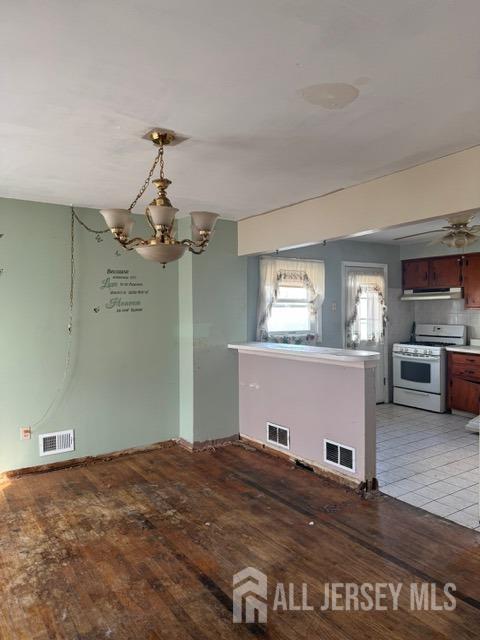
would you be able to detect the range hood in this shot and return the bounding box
[401,287,463,301]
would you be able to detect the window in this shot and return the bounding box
[357,288,381,342]
[267,284,310,334]
[257,257,325,343]
[345,269,386,348]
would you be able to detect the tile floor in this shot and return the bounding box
[377,403,479,530]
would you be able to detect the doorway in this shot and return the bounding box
[342,262,389,403]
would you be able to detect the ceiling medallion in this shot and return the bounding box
[100,130,219,267]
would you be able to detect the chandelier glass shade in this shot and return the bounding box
[99,131,219,266]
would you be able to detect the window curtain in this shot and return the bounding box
[345,269,387,349]
[256,256,325,343]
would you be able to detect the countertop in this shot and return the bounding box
[445,345,480,355]
[228,342,380,367]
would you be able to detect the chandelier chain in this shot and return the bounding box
[71,206,109,234]
[128,143,163,211]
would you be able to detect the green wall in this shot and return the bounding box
[0,199,246,472]
[0,198,179,473]
[179,218,247,444]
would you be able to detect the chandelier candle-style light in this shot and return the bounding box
[100,130,219,266]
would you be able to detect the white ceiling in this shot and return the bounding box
[2,1,480,219]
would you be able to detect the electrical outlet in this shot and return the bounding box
[331,302,337,312]
[20,427,31,441]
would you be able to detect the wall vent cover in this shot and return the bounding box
[324,439,355,472]
[266,422,290,450]
[39,430,75,457]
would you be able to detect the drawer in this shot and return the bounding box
[450,362,480,382]
[449,352,480,366]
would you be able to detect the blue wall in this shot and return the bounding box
[247,240,402,346]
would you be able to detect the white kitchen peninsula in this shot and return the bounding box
[229,342,380,486]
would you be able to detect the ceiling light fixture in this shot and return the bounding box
[395,213,480,248]
[99,130,219,267]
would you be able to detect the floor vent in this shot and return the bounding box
[266,422,290,450]
[39,430,75,457]
[324,439,355,472]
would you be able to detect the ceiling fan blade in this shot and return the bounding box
[394,229,442,241]
[427,234,449,246]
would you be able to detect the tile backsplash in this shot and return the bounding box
[413,299,480,339]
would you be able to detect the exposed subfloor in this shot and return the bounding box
[2,443,480,638]
[377,403,479,529]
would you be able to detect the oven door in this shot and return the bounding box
[393,353,441,394]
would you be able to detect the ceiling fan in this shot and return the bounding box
[395,213,480,248]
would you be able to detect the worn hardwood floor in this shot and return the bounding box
[1,443,480,639]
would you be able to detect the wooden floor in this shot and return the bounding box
[1,444,480,639]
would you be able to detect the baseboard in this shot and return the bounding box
[3,439,177,479]
[177,433,239,452]
[3,435,240,479]
[238,434,360,490]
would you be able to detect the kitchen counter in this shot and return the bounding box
[445,346,480,355]
[228,342,380,368]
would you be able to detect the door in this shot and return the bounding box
[343,264,388,403]
[429,256,462,288]
[403,259,429,289]
[463,254,480,308]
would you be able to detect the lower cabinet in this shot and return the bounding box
[448,352,480,414]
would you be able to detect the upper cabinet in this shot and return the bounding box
[463,254,480,308]
[402,259,429,289]
[429,256,463,288]
[402,255,463,290]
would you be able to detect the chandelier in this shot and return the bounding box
[99,130,219,266]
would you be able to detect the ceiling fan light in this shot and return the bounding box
[148,205,178,228]
[190,211,219,232]
[454,234,467,248]
[100,208,131,231]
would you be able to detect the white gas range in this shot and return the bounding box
[393,324,466,413]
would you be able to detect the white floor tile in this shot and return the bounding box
[448,510,480,529]
[422,501,459,517]
[400,492,432,507]
[376,404,479,529]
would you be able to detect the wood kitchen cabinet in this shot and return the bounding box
[402,259,429,289]
[463,253,480,308]
[448,352,480,414]
[429,256,463,288]
[402,255,463,289]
